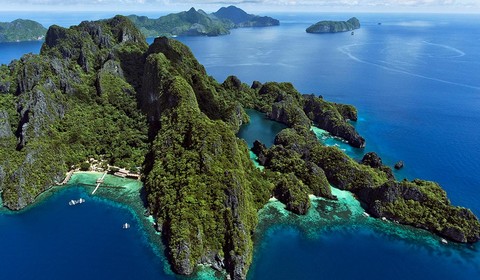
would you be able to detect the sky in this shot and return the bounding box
[0,0,478,13]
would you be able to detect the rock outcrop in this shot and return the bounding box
[357,180,480,243]
[0,111,13,138]
[140,37,272,279]
[266,125,480,243]
[361,152,394,179]
[1,16,149,210]
[273,173,310,215]
[303,94,365,148]
[361,152,383,168]
[395,160,405,170]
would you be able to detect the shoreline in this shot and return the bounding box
[0,171,224,279]
[1,170,476,279]
[255,187,474,252]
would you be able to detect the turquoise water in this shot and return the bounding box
[1,12,480,279]
[248,188,480,279]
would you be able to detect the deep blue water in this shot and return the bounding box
[237,109,286,148]
[0,187,168,280]
[175,13,480,214]
[1,12,480,279]
[248,226,480,280]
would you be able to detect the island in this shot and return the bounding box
[0,19,47,42]
[306,17,360,33]
[0,16,478,280]
[213,5,280,28]
[128,6,279,37]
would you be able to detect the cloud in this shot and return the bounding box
[1,0,478,12]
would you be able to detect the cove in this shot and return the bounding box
[0,173,221,280]
[237,109,286,148]
[237,110,480,280]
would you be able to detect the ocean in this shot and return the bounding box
[1,11,480,279]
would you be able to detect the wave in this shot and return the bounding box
[391,21,435,28]
[338,43,480,91]
[422,41,465,58]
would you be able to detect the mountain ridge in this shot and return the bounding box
[128,6,279,37]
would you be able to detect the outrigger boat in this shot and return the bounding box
[68,198,85,206]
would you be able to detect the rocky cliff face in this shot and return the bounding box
[357,180,480,242]
[270,127,480,243]
[235,82,365,149]
[0,16,149,210]
[139,37,273,280]
[303,95,365,148]
[0,111,12,138]
[361,152,394,180]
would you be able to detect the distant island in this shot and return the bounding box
[306,17,360,34]
[212,5,280,28]
[128,6,279,37]
[0,19,47,42]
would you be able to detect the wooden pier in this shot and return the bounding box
[58,170,74,186]
[92,172,108,195]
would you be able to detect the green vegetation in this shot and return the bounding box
[213,6,279,28]
[360,179,480,243]
[306,17,360,34]
[271,172,310,215]
[128,8,230,37]
[0,14,479,280]
[257,123,480,242]
[303,94,365,147]
[144,77,271,275]
[140,37,274,278]
[128,6,279,38]
[0,16,149,210]
[260,145,333,199]
[0,19,47,42]
[310,145,389,191]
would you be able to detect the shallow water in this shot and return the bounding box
[248,190,480,280]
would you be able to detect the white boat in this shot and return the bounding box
[122,223,130,229]
[362,212,370,217]
[68,198,85,206]
[441,238,448,244]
